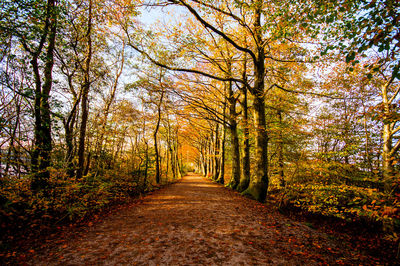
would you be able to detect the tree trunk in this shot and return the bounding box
[167,120,176,179]
[144,139,149,187]
[228,120,241,189]
[77,0,92,180]
[154,89,164,184]
[39,18,56,178]
[242,95,269,201]
[171,146,177,179]
[217,97,227,185]
[200,146,205,176]
[208,134,213,178]
[380,79,400,192]
[217,123,226,184]
[84,151,91,176]
[213,123,220,180]
[382,123,394,188]
[242,2,269,202]
[175,133,182,178]
[166,147,170,180]
[165,134,170,181]
[203,141,209,177]
[226,77,241,190]
[64,94,79,177]
[238,66,250,192]
[277,110,285,187]
[154,131,160,183]
[31,0,57,190]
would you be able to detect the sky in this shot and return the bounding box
[138,4,186,27]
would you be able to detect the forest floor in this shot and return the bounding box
[3,173,397,265]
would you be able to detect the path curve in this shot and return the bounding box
[29,173,365,265]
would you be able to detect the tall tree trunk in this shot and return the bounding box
[165,121,171,180]
[277,110,285,187]
[39,13,56,176]
[64,94,79,177]
[382,123,394,187]
[226,78,241,190]
[213,123,220,180]
[217,124,226,184]
[30,27,44,178]
[242,95,269,201]
[166,144,170,181]
[200,146,205,176]
[171,143,177,179]
[166,119,175,179]
[209,131,214,178]
[175,131,182,178]
[380,79,400,192]
[217,97,227,185]
[31,0,57,190]
[238,60,250,192]
[154,89,164,184]
[242,2,269,202]
[208,134,213,178]
[202,141,208,177]
[144,139,149,187]
[77,0,93,179]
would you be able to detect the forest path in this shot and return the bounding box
[29,173,367,265]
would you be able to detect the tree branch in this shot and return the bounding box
[168,0,257,62]
[271,84,358,100]
[390,138,400,157]
[126,36,243,83]
[388,85,400,104]
[187,0,255,38]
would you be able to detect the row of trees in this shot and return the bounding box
[0,0,185,193]
[1,0,399,207]
[124,0,399,203]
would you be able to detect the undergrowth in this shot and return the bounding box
[0,168,152,242]
[272,161,400,241]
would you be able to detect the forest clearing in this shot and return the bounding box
[1,0,400,264]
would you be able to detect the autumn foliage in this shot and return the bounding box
[0,168,145,236]
[1,0,400,262]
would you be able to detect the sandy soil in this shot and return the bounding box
[26,173,376,265]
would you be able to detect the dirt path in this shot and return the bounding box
[27,173,376,265]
